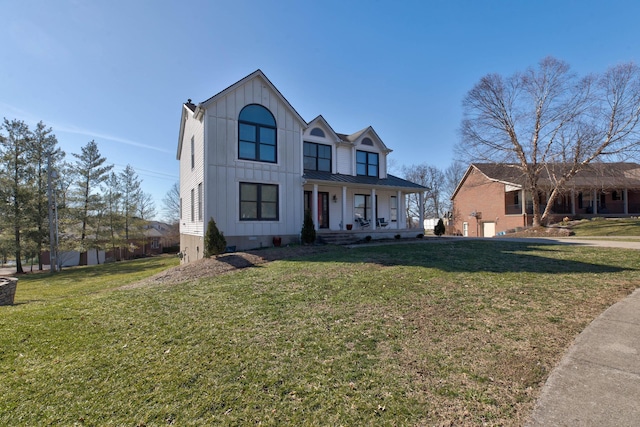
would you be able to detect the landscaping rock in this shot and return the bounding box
[0,277,18,306]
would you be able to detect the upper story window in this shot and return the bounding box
[238,104,277,163]
[310,127,325,137]
[190,136,195,169]
[304,142,331,172]
[362,137,373,146]
[356,150,378,177]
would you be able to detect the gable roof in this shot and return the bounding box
[177,70,308,159]
[176,102,195,160]
[197,69,307,126]
[452,162,640,199]
[306,115,342,143]
[337,126,392,153]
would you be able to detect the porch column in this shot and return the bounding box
[521,189,526,214]
[571,189,576,215]
[397,190,402,229]
[370,188,376,230]
[312,184,318,230]
[419,192,424,231]
[592,189,598,215]
[342,186,347,229]
[624,188,629,214]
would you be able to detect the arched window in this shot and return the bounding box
[238,104,277,163]
[362,137,374,146]
[310,127,325,137]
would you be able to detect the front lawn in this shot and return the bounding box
[569,218,640,236]
[1,242,637,425]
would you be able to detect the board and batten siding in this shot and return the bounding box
[203,77,304,246]
[179,110,205,237]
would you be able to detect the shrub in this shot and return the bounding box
[365,235,372,242]
[434,218,446,236]
[301,211,316,244]
[416,233,424,239]
[394,234,401,240]
[204,217,227,257]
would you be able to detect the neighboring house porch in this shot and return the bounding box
[504,188,640,218]
[451,163,640,237]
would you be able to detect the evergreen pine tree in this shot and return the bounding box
[301,211,316,244]
[204,217,226,257]
[434,218,446,236]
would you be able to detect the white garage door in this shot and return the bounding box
[483,222,496,237]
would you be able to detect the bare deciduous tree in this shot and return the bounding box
[162,181,180,224]
[402,163,445,220]
[444,161,466,213]
[458,57,640,226]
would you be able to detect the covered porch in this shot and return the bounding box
[302,171,427,235]
[505,187,640,220]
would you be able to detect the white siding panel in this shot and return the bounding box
[226,93,236,120]
[226,119,235,163]
[244,82,252,104]
[251,79,260,103]
[380,153,388,178]
[216,97,225,118]
[236,90,245,118]
[336,145,353,175]
[179,113,205,237]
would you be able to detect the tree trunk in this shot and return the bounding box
[531,193,542,227]
[540,188,561,224]
[14,227,23,274]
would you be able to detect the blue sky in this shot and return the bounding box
[3,0,639,220]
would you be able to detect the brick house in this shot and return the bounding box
[451,163,640,237]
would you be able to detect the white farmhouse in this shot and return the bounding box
[177,70,426,262]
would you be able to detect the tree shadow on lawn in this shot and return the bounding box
[338,239,634,274]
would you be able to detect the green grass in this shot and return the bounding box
[12,255,180,302]
[1,242,638,426]
[569,218,640,236]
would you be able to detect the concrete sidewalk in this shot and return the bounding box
[527,287,640,426]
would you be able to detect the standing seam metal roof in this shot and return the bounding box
[303,170,427,190]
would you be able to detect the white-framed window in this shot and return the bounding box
[190,188,195,222]
[197,182,203,221]
[190,136,195,169]
[354,194,371,220]
[390,196,398,222]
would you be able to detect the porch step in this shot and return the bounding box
[317,233,363,245]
